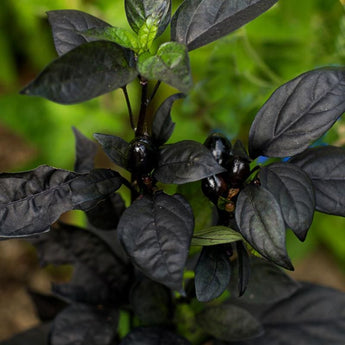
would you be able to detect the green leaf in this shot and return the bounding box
[192,226,243,246]
[137,42,192,93]
[138,17,159,53]
[82,27,139,52]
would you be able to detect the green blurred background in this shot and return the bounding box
[0,0,345,329]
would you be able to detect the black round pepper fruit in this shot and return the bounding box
[201,174,228,204]
[204,133,232,167]
[226,155,251,187]
[127,136,158,175]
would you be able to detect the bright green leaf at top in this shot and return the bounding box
[125,0,171,37]
[137,17,159,54]
[137,42,192,93]
[192,226,243,246]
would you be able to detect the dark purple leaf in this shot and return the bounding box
[259,162,315,241]
[47,10,111,56]
[125,0,171,36]
[171,0,278,50]
[249,68,345,158]
[235,185,293,270]
[51,304,118,345]
[152,93,185,146]
[194,246,231,302]
[117,192,194,292]
[154,140,226,184]
[236,241,250,297]
[93,133,129,169]
[20,41,137,104]
[72,127,98,173]
[196,303,264,342]
[0,166,122,238]
[290,146,345,216]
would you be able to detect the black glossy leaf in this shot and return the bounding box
[94,133,129,169]
[249,68,345,159]
[0,323,51,345]
[51,304,118,345]
[47,10,111,56]
[194,246,231,302]
[235,185,293,270]
[152,93,185,146]
[233,283,345,345]
[236,241,251,297]
[0,166,122,238]
[125,0,171,36]
[290,146,345,216]
[171,0,278,51]
[73,127,98,173]
[86,193,126,230]
[20,41,137,104]
[137,42,192,93]
[154,140,226,184]
[120,327,190,345]
[33,222,130,305]
[231,257,300,305]
[259,162,315,241]
[130,278,172,325]
[196,303,264,342]
[118,192,194,292]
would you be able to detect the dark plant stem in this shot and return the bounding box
[149,80,161,104]
[122,86,135,131]
[136,77,149,137]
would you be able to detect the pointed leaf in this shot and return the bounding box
[51,304,118,345]
[290,146,345,216]
[259,162,315,241]
[154,140,226,184]
[94,133,129,169]
[118,192,194,292]
[191,226,243,246]
[72,127,98,173]
[47,10,111,55]
[137,42,192,93]
[120,327,190,345]
[171,0,278,50]
[0,166,122,238]
[152,93,184,146]
[125,0,171,36]
[21,41,137,104]
[196,304,264,342]
[249,68,345,158]
[195,246,231,302]
[235,185,293,270]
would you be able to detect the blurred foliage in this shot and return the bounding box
[1,0,345,269]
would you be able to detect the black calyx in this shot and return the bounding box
[204,133,232,167]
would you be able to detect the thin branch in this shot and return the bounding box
[122,86,135,131]
[149,80,161,104]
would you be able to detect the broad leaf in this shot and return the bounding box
[137,42,192,93]
[117,191,194,292]
[235,185,293,270]
[0,166,122,238]
[290,146,345,216]
[32,222,130,305]
[233,283,345,345]
[47,10,111,55]
[259,162,315,241]
[51,304,118,345]
[249,68,345,158]
[130,278,171,325]
[125,0,171,36]
[152,93,184,146]
[171,0,278,50]
[120,326,190,345]
[93,133,129,169]
[21,41,137,104]
[154,140,226,184]
[196,304,264,342]
[191,226,243,246]
[194,246,231,302]
[72,127,98,173]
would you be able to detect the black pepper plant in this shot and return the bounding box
[2,1,345,344]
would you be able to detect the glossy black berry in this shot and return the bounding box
[226,155,250,187]
[202,174,228,204]
[127,136,158,175]
[204,133,232,167]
